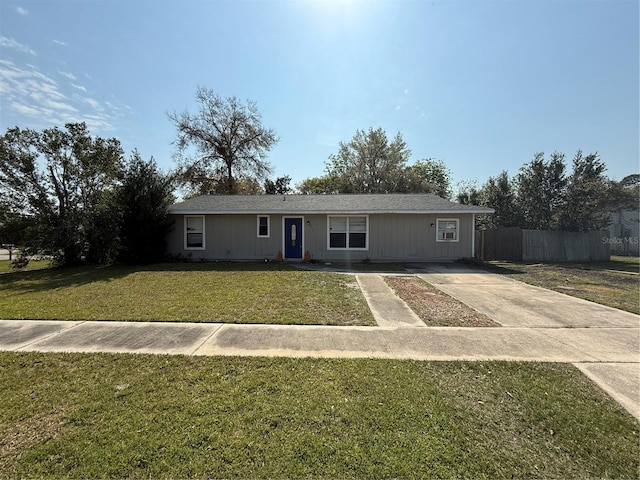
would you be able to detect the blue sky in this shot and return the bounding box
[1,0,638,192]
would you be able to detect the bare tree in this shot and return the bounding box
[168,87,278,195]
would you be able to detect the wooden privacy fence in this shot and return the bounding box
[476,228,610,262]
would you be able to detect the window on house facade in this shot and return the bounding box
[257,215,270,238]
[328,216,368,249]
[436,218,459,242]
[185,215,205,249]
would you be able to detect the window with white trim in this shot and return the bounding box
[185,215,205,249]
[436,218,459,242]
[257,215,270,238]
[328,216,368,249]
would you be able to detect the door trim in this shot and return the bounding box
[282,216,304,259]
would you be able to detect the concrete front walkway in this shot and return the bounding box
[356,274,425,327]
[0,263,638,420]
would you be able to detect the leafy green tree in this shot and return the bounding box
[619,173,640,189]
[0,123,124,266]
[407,158,452,198]
[116,152,175,265]
[298,130,454,196]
[479,171,520,228]
[455,180,482,206]
[325,128,411,193]
[559,151,611,232]
[264,175,292,195]
[0,208,35,247]
[168,86,278,196]
[608,174,640,211]
[516,152,566,230]
[296,175,342,194]
[84,189,122,264]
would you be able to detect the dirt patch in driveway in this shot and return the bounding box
[384,276,499,327]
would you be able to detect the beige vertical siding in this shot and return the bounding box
[166,213,474,261]
[167,214,283,261]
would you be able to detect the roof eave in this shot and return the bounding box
[168,209,495,215]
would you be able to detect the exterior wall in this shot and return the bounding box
[167,214,284,261]
[302,213,473,262]
[372,213,473,261]
[166,213,475,262]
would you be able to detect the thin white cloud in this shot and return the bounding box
[53,39,68,47]
[58,70,76,80]
[11,102,41,116]
[82,97,103,110]
[105,100,133,116]
[15,6,29,16]
[0,36,36,56]
[0,59,121,131]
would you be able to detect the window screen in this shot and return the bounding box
[329,216,367,249]
[258,216,269,237]
[186,216,204,248]
[436,219,458,242]
[329,216,347,248]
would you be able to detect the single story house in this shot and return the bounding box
[166,194,494,262]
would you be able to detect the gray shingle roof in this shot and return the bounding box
[169,194,494,215]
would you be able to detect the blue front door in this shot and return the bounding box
[284,218,303,259]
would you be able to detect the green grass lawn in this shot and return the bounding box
[0,259,51,274]
[0,353,637,479]
[486,256,640,314]
[0,263,374,325]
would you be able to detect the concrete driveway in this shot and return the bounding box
[413,263,640,328]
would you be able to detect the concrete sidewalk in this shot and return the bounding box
[1,318,638,420]
[0,263,638,420]
[3,320,637,363]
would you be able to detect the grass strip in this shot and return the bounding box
[0,263,374,326]
[0,260,51,274]
[0,353,637,479]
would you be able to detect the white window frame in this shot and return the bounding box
[436,218,459,242]
[257,215,270,238]
[327,215,369,250]
[184,215,205,250]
